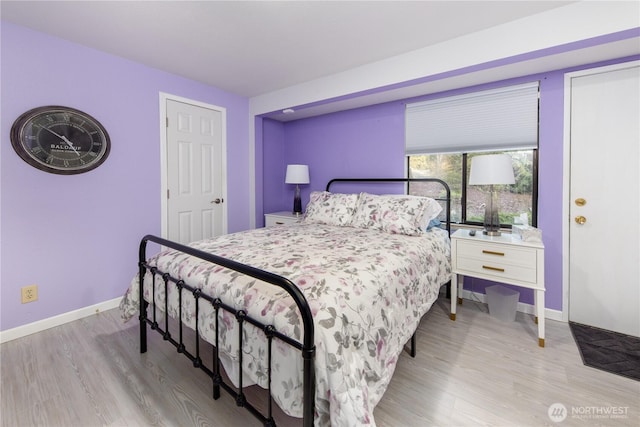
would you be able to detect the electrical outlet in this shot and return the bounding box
[21,285,38,304]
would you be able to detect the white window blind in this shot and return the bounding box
[405,82,539,154]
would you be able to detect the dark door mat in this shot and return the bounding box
[569,322,640,381]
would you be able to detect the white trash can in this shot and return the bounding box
[485,285,519,322]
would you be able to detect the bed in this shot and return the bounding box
[119,178,452,427]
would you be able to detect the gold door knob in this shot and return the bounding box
[575,215,587,225]
[575,198,586,206]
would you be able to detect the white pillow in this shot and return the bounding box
[303,191,359,226]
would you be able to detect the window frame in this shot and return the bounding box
[407,149,539,229]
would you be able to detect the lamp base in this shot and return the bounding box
[483,186,502,237]
[292,197,302,215]
[292,185,302,214]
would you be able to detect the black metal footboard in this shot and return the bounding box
[138,234,316,427]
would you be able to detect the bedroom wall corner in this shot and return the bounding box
[0,21,250,333]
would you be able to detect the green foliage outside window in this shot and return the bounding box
[408,150,535,227]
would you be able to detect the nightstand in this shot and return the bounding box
[450,229,546,347]
[264,211,303,227]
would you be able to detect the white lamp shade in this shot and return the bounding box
[285,164,310,184]
[468,154,515,185]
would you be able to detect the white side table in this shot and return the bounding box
[264,211,303,227]
[450,229,546,347]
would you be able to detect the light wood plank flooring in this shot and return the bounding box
[2,297,638,426]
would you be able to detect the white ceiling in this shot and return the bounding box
[1,0,575,98]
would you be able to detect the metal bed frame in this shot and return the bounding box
[137,178,451,427]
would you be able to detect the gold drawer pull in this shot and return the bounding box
[275,221,285,225]
[482,265,505,272]
[482,250,505,256]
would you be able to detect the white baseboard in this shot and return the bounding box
[461,289,564,322]
[0,297,122,344]
[1,291,564,344]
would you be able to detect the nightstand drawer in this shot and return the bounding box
[456,240,537,268]
[264,211,301,227]
[456,257,537,283]
[265,216,294,226]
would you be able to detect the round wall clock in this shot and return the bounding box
[10,105,111,175]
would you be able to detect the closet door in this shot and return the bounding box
[165,98,226,244]
[567,62,639,336]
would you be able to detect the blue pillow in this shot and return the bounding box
[426,218,442,231]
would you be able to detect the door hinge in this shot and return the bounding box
[167,189,170,199]
[166,117,169,127]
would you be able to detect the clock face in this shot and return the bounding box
[10,106,110,175]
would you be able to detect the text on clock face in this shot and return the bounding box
[50,144,99,152]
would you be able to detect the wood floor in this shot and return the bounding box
[2,297,638,426]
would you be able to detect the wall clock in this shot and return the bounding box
[10,106,110,175]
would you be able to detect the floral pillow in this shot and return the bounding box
[351,193,443,236]
[303,191,359,226]
[382,194,443,231]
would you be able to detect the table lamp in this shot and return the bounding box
[285,164,309,215]
[468,154,515,236]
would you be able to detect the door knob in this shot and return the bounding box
[575,198,586,206]
[575,215,587,225]
[211,198,223,204]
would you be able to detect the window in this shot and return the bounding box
[408,150,537,227]
[405,81,539,228]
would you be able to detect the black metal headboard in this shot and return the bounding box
[325,178,451,234]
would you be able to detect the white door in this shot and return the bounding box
[166,98,226,244]
[567,62,639,336]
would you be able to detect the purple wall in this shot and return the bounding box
[261,119,286,221]
[259,102,406,223]
[1,22,249,331]
[286,102,406,191]
[261,56,639,311]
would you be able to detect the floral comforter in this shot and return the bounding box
[120,223,450,426]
